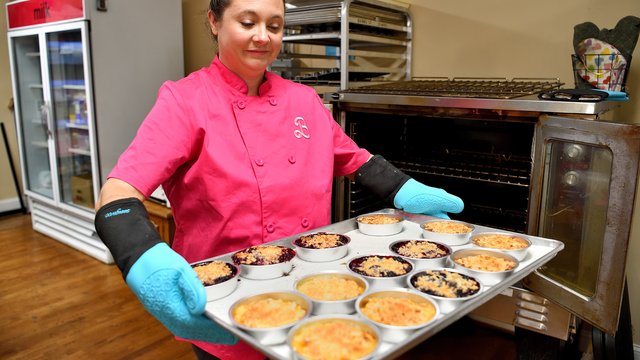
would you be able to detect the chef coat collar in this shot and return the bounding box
[211,55,274,97]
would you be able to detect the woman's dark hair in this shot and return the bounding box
[209,0,286,20]
[209,0,231,21]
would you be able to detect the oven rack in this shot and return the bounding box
[393,154,531,187]
[341,78,564,99]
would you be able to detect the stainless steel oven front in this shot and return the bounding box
[329,81,640,358]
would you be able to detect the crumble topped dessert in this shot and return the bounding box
[291,319,378,360]
[297,276,365,301]
[422,221,472,234]
[350,255,412,277]
[357,214,402,224]
[411,270,480,298]
[232,297,306,328]
[473,234,529,250]
[392,240,449,259]
[192,261,234,286]
[232,245,295,265]
[360,297,436,326]
[295,232,348,249]
[455,254,517,272]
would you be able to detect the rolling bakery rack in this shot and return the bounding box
[272,0,412,95]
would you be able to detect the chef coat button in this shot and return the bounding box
[266,222,275,233]
[255,159,264,166]
[301,218,310,228]
[237,100,246,109]
[288,155,296,164]
[269,97,277,106]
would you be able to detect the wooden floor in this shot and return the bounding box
[0,213,516,360]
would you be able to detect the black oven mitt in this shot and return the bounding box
[538,88,628,101]
[95,198,238,345]
[573,16,640,64]
[355,155,464,218]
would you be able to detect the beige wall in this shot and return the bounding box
[0,2,22,209]
[182,0,216,74]
[409,0,639,121]
[1,0,639,345]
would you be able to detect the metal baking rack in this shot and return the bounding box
[272,0,412,95]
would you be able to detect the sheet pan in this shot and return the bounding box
[203,209,564,359]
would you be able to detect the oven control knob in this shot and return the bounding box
[563,171,580,186]
[564,144,584,159]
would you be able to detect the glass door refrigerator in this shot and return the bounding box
[7,0,184,263]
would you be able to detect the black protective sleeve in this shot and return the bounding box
[354,155,411,204]
[94,197,162,278]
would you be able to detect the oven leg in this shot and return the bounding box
[514,326,580,360]
[591,280,634,360]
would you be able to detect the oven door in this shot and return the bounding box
[524,114,640,335]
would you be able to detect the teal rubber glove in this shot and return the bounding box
[126,243,238,345]
[393,179,464,219]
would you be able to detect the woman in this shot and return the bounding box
[94,0,463,359]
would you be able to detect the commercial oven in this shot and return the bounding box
[329,79,640,359]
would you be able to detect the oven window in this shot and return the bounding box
[537,140,612,297]
[340,112,535,232]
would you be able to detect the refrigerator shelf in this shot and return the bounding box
[61,84,85,91]
[68,148,91,156]
[65,123,89,130]
[31,141,48,148]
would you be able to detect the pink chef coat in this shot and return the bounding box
[108,56,371,359]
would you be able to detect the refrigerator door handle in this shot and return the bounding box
[40,101,52,138]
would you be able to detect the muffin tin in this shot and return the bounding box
[294,271,368,315]
[292,232,351,262]
[231,245,296,280]
[347,254,414,290]
[228,291,312,345]
[389,239,451,270]
[190,260,240,301]
[407,269,483,314]
[420,219,475,246]
[355,288,440,343]
[288,314,380,360]
[356,213,405,236]
[202,210,564,359]
[470,231,532,261]
[451,248,519,286]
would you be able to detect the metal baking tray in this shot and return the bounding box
[203,209,564,359]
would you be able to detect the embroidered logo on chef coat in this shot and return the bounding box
[293,116,310,139]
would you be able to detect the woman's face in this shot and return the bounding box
[208,0,284,82]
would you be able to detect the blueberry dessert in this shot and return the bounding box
[294,232,350,249]
[232,245,296,265]
[391,240,450,259]
[410,270,481,298]
[192,261,237,286]
[349,255,412,277]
